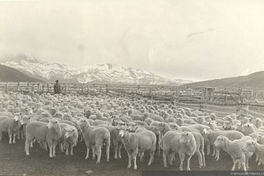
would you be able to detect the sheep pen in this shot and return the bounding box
[0,91,264,176]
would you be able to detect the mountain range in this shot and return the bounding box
[0,54,193,85]
[1,54,263,89]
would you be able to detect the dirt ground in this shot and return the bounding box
[0,133,263,176]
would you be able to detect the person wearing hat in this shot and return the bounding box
[54,80,61,94]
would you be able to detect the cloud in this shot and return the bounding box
[0,0,264,81]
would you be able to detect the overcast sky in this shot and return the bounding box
[0,0,264,81]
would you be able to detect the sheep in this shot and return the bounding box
[207,121,224,130]
[135,125,161,157]
[202,128,244,159]
[168,122,179,130]
[251,118,263,129]
[149,114,165,122]
[144,117,154,125]
[223,121,234,130]
[25,119,62,157]
[77,118,110,164]
[117,125,156,170]
[241,123,257,135]
[161,130,182,168]
[62,125,79,156]
[91,119,112,126]
[97,124,123,159]
[178,124,209,134]
[130,114,143,121]
[242,140,264,166]
[165,117,176,123]
[178,132,197,171]
[0,116,21,144]
[157,123,205,169]
[214,135,253,171]
[133,120,148,127]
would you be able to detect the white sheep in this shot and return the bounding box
[161,130,182,168]
[25,119,62,157]
[213,135,253,171]
[241,123,257,135]
[117,125,156,170]
[77,118,110,164]
[62,125,78,156]
[178,131,197,171]
[202,128,244,159]
[0,116,21,144]
[97,124,123,159]
[242,140,264,166]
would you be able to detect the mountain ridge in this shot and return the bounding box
[0,64,44,82]
[0,54,192,85]
[182,71,264,89]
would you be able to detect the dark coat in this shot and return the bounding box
[54,83,61,94]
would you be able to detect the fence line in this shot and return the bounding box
[1,82,264,113]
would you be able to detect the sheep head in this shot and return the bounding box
[242,140,256,153]
[47,119,59,129]
[213,135,227,148]
[14,115,20,122]
[117,126,128,138]
[155,122,166,132]
[19,115,30,125]
[179,132,193,144]
[127,122,137,132]
[223,121,232,130]
[64,128,77,139]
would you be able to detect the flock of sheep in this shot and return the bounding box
[0,91,264,172]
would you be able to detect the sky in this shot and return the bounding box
[0,0,264,81]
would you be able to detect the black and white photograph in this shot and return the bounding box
[0,0,264,176]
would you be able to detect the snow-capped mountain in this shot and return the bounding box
[0,54,186,85]
[173,79,193,85]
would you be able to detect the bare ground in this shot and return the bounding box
[0,133,263,176]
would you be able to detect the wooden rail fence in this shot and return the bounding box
[0,82,263,107]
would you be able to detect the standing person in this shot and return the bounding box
[54,80,61,94]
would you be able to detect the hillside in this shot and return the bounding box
[0,64,44,82]
[182,71,264,89]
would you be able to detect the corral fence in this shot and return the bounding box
[0,82,264,118]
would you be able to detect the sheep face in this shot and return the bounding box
[54,112,63,119]
[20,115,30,125]
[241,123,255,135]
[64,128,76,139]
[25,108,33,115]
[179,132,192,144]
[127,122,137,132]
[47,119,59,129]
[13,115,20,122]
[117,126,128,138]
[210,113,216,121]
[223,121,232,130]
[242,140,256,153]
[155,122,165,132]
[213,136,226,148]
[169,123,179,130]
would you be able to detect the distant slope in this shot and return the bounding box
[0,64,43,82]
[182,71,264,89]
